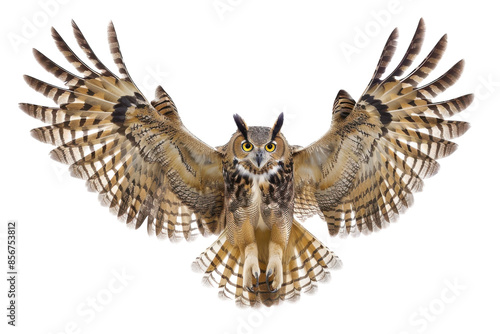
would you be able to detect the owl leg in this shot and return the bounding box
[266,240,284,292]
[243,242,260,292]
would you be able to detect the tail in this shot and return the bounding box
[193,220,342,306]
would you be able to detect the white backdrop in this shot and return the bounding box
[2,1,499,333]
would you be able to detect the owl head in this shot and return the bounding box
[227,113,289,175]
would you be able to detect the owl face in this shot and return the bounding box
[230,113,288,175]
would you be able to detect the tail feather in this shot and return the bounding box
[193,220,342,306]
[279,221,341,301]
[193,232,255,304]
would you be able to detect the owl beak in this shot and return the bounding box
[255,150,264,168]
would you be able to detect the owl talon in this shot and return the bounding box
[245,271,260,293]
[245,271,259,292]
[266,270,279,293]
[242,245,260,293]
[266,253,283,292]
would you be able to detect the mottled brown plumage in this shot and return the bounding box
[21,19,472,306]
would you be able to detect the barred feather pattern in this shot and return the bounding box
[21,19,473,307]
[293,18,473,236]
[21,21,225,241]
[193,220,341,306]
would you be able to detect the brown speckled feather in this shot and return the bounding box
[21,19,473,307]
[293,18,473,236]
[21,21,225,240]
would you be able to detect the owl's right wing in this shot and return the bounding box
[292,19,473,236]
[20,21,225,240]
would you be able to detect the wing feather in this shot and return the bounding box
[293,19,473,236]
[21,22,225,240]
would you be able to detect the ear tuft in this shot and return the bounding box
[271,112,284,140]
[233,114,248,140]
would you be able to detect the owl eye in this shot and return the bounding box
[265,142,276,152]
[242,141,253,152]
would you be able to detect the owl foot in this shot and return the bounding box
[265,255,283,292]
[265,270,278,293]
[243,243,259,292]
[245,270,259,293]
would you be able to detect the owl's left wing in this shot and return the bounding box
[20,21,225,240]
[293,19,473,236]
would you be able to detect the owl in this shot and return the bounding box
[21,19,472,306]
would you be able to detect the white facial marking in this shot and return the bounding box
[235,162,283,231]
[235,163,281,184]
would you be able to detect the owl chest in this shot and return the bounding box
[223,166,294,230]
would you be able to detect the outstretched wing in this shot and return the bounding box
[20,21,225,240]
[293,19,473,236]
